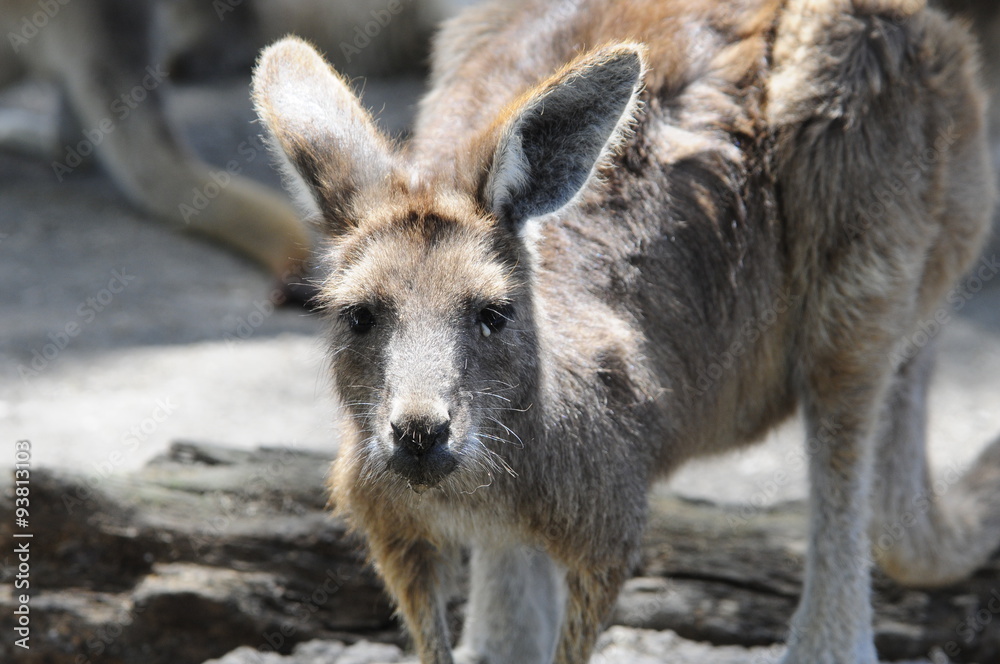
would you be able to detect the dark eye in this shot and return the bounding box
[343,305,375,334]
[478,304,513,338]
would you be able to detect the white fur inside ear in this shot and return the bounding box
[264,131,323,223]
[482,44,646,230]
[252,37,395,228]
[487,131,530,216]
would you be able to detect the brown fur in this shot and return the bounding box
[253,0,998,662]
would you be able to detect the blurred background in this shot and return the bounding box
[1,1,1000,662]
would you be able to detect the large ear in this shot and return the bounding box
[252,37,395,232]
[483,43,646,229]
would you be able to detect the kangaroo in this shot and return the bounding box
[252,0,999,662]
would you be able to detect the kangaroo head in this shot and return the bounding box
[253,37,644,493]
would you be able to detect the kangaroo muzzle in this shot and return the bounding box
[387,401,457,490]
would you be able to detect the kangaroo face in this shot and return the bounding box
[253,37,644,492]
[323,204,535,491]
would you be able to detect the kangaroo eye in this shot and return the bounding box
[343,306,376,334]
[479,304,513,338]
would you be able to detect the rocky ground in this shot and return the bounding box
[2,57,1000,664]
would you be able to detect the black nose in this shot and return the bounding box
[391,418,450,457]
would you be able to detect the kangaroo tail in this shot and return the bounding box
[35,0,312,278]
[871,342,1000,587]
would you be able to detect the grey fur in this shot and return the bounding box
[253,0,1000,662]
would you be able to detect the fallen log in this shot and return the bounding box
[1,441,997,664]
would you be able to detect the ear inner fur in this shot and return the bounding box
[251,36,397,233]
[484,43,647,230]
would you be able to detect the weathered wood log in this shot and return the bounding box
[2,441,998,664]
[1,442,395,664]
[624,492,1000,662]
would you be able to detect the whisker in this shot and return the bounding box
[486,416,524,447]
[471,390,512,403]
[475,432,513,445]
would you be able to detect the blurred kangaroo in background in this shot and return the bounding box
[0,0,311,280]
[0,0,479,282]
[253,0,999,662]
[161,0,479,80]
